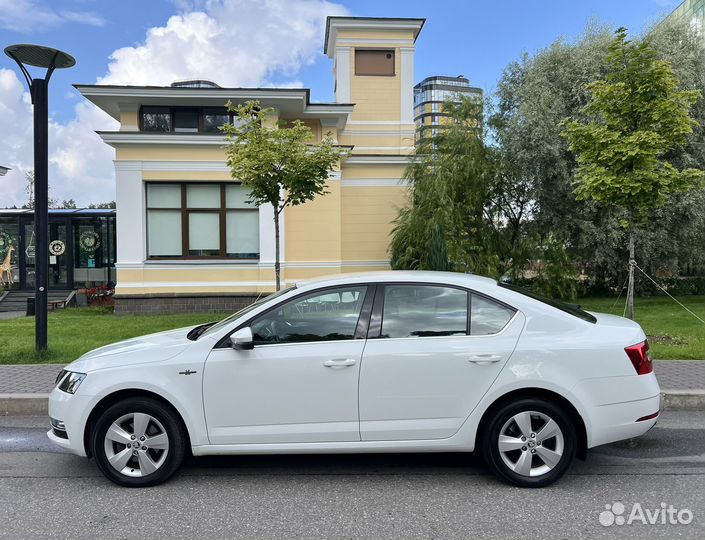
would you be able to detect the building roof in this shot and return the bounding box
[74,84,354,128]
[324,16,426,57]
[0,208,115,215]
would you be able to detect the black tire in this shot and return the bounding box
[481,398,576,488]
[91,398,186,487]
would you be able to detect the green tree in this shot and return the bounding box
[88,201,116,209]
[493,20,705,294]
[563,28,703,318]
[23,170,58,209]
[391,96,582,297]
[222,100,348,290]
[391,97,495,275]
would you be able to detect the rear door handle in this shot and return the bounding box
[323,358,357,368]
[468,354,503,365]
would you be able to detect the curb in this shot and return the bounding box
[0,393,50,416]
[660,389,705,411]
[2,390,704,416]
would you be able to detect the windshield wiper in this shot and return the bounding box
[187,322,216,341]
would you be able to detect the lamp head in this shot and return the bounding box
[4,44,75,69]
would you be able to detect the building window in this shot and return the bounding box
[174,109,199,133]
[355,49,395,76]
[202,108,230,133]
[139,107,245,133]
[146,183,259,259]
[141,107,171,132]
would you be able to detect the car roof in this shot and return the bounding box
[295,270,498,290]
[292,270,589,329]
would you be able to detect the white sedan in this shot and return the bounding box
[48,271,660,487]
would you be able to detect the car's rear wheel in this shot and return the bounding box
[91,398,186,487]
[481,398,576,487]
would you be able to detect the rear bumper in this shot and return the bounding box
[587,393,660,447]
[574,372,661,448]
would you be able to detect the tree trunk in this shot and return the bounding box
[626,219,635,320]
[274,209,281,291]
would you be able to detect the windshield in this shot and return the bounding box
[197,286,297,339]
[497,283,597,324]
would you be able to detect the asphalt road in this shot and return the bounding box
[0,411,703,540]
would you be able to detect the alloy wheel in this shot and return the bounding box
[497,410,565,477]
[103,412,170,477]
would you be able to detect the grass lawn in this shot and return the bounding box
[0,308,229,365]
[579,296,705,360]
[0,296,703,364]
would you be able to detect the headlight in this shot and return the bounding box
[56,370,86,394]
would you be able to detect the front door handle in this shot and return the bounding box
[468,354,503,365]
[323,358,357,368]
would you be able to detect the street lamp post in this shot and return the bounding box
[5,44,75,351]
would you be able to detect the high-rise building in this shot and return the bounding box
[413,76,483,139]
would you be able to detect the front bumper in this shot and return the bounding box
[46,387,93,457]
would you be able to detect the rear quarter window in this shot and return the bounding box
[498,283,597,324]
[470,294,516,335]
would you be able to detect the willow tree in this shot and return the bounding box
[390,97,495,275]
[563,28,703,319]
[223,101,348,290]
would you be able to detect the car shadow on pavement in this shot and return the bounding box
[182,451,489,477]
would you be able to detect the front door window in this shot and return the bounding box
[250,286,369,345]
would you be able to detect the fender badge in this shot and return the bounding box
[178,369,197,375]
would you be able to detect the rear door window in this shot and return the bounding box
[381,285,468,338]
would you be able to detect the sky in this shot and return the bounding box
[0,0,683,207]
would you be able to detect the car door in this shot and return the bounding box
[359,283,525,441]
[203,284,374,445]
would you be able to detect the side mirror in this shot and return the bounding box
[230,327,254,350]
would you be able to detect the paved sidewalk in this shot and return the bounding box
[0,364,64,394]
[0,359,702,394]
[653,360,705,390]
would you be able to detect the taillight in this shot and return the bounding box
[625,340,653,375]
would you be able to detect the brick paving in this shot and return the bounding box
[653,360,705,391]
[0,360,702,396]
[0,364,64,394]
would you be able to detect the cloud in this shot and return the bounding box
[0,68,117,207]
[0,0,347,207]
[58,10,107,27]
[0,0,106,32]
[99,0,347,87]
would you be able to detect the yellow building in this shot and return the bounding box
[77,16,425,313]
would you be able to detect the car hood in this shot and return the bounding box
[66,326,196,373]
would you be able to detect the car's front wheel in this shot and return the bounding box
[91,398,186,487]
[481,398,576,487]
